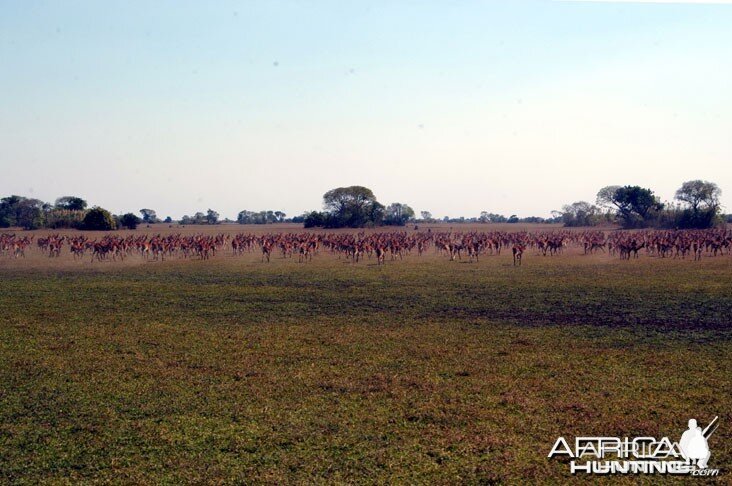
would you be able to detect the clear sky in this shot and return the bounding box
[1,1,731,219]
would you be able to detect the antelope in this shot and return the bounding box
[261,242,273,263]
[512,244,525,266]
[374,245,386,265]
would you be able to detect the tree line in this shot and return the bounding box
[1,180,727,231]
[558,180,724,229]
[0,197,174,231]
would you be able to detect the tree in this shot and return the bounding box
[420,211,433,222]
[479,212,507,223]
[672,180,722,228]
[521,216,548,223]
[616,186,663,227]
[303,211,327,228]
[119,213,142,229]
[675,180,721,214]
[323,186,375,212]
[507,214,519,223]
[206,209,219,224]
[383,203,415,226]
[55,196,87,211]
[0,196,46,229]
[322,186,381,227]
[237,210,253,224]
[17,198,46,229]
[164,216,173,223]
[139,209,159,223]
[237,210,282,224]
[0,196,22,227]
[596,185,663,228]
[596,186,622,212]
[368,201,385,227]
[560,201,600,227]
[83,207,116,230]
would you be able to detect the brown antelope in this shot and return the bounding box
[512,244,525,266]
[374,245,386,265]
[261,242,272,263]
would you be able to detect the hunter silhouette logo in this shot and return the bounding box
[548,416,720,476]
[679,416,718,469]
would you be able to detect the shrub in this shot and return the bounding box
[119,213,142,229]
[303,211,326,228]
[46,209,86,229]
[83,207,117,231]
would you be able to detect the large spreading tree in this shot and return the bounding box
[596,185,663,228]
[321,186,384,227]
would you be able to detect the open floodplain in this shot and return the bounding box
[1,224,731,483]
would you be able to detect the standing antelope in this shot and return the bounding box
[261,242,272,263]
[512,244,525,266]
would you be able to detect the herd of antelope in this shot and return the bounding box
[1,234,228,262]
[1,229,730,265]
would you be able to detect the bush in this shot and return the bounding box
[46,209,86,229]
[119,213,142,229]
[655,207,721,229]
[83,207,117,230]
[560,201,600,227]
[303,211,326,228]
[674,208,719,229]
[521,216,545,224]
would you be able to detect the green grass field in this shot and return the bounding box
[1,247,730,483]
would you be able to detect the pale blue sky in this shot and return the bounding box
[1,1,730,219]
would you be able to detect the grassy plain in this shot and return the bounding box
[1,224,730,483]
